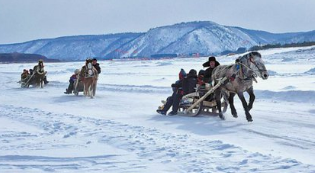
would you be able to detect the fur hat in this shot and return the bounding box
[203,56,220,67]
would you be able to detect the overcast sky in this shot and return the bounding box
[0,0,314,44]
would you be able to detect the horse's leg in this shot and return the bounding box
[247,86,255,111]
[228,93,237,118]
[215,89,225,120]
[92,80,97,96]
[83,83,87,96]
[89,85,93,99]
[237,92,253,122]
[40,77,44,88]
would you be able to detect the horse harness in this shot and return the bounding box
[233,54,261,83]
[81,63,97,78]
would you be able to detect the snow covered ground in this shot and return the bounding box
[1,46,315,172]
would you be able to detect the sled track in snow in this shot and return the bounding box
[1,105,315,172]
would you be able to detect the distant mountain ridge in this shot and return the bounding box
[0,52,59,63]
[0,21,313,60]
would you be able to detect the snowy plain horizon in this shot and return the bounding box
[1,46,315,172]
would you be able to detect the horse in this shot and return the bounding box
[80,60,98,98]
[26,64,46,88]
[33,71,47,88]
[212,52,269,122]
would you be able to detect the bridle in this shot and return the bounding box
[237,54,266,78]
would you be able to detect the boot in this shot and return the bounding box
[168,111,177,116]
[156,109,166,115]
[64,89,72,94]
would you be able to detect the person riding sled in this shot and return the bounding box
[20,69,29,82]
[64,69,80,94]
[157,69,186,115]
[92,58,101,74]
[157,69,198,116]
[202,56,220,85]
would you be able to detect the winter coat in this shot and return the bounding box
[69,74,77,82]
[204,64,220,83]
[171,79,184,95]
[93,63,101,74]
[182,74,198,95]
[21,72,29,80]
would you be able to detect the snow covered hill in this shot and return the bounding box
[0,21,314,60]
[0,46,315,172]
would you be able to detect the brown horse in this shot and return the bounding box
[212,52,269,122]
[80,61,98,98]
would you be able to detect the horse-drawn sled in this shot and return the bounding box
[20,71,47,88]
[20,60,48,88]
[158,77,229,117]
[158,52,269,122]
[68,59,98,98]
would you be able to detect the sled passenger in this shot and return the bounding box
[197,69,206,86]
[157,69,198,116]
[21,69,29,82]
[64,69,80,94]
[203,56,220,84]
[157,69,186,115]
[182,69,198,96]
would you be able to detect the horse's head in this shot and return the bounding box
[85,58,94,76]
[246,52,269,80]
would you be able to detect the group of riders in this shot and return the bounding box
[20,59,49,85]
[20,58,101,93]
[64,58,101,94]
[157,56,220,116]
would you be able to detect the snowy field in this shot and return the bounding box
[1,46,315,172]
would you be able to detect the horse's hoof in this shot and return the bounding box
[232,113,238,118]
[246,116,253,122]
[219,113,225,120]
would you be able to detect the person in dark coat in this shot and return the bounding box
[157,69,186,116]
[197,69,206,86]
[203,56,220,84]
[157,69,198,116]
[92,58,101,74]
[182,69,198,95]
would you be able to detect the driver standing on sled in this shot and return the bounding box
[92,58,101,74]
[202,56,220,85]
